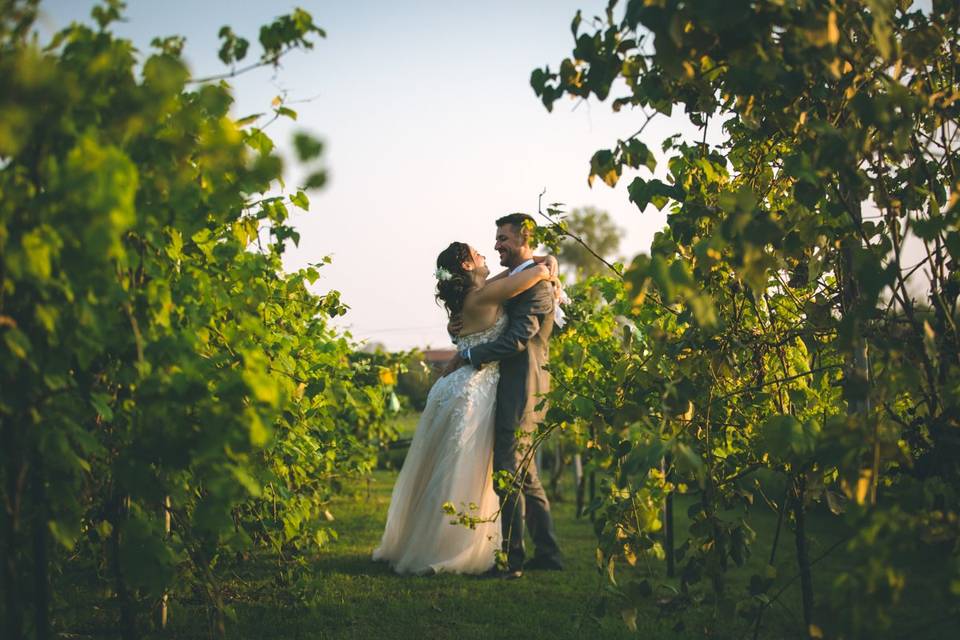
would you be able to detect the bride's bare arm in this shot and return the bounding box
[485,268,511,283]
[485,255,557,284]
[469,264,552,307]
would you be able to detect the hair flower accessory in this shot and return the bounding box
[435,266,453,281]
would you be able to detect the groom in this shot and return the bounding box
[444,213,563,579]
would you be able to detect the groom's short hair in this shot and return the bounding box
[496,213,536,246]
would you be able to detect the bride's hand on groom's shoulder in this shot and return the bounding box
[533,254,559,279]
[545,255,559,279]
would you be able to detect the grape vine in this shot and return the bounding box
[0,3,401,637]
[532,1,960,636]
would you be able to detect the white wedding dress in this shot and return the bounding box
[372,314,505,575]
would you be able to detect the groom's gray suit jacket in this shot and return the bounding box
[468,272,554,434]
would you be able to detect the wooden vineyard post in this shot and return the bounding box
[574,453,585,516]
[161,495,171,630]
[663,454,675,578]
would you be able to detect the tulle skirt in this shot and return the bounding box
[372,363,501,575]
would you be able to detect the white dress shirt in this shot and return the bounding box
[510,258,535,275]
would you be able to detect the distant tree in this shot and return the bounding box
[555,207,623,280]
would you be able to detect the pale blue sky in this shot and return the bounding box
[40,1,714,349]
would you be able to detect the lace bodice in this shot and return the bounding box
[457,313,507,350]
[423,312,506,424]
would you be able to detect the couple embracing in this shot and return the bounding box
[372,213,564,579]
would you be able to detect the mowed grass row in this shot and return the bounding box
[58,412,958,639]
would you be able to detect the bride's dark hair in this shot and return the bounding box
[435,242,474,317]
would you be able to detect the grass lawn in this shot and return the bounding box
[56,414,959,638]
[161,481,956,638]
[154,468,702,640]
[157,470,955,640]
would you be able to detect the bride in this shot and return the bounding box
[372,241,557,575]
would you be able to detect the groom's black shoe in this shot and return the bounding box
[482,566,523,580]
[524,555,564,571]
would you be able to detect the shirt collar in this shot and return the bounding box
[509,258,536,276]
